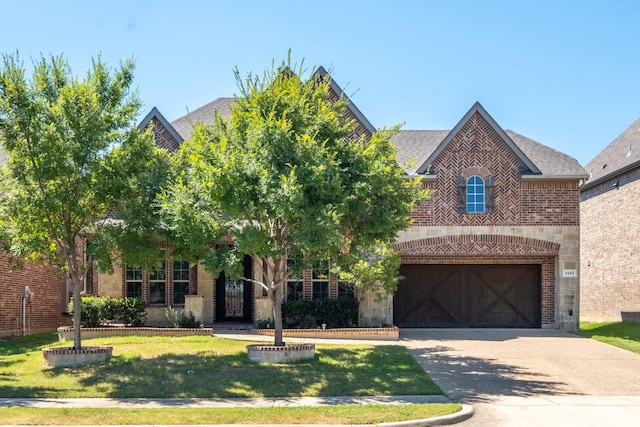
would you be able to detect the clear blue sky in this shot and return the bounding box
[2,0,639,166]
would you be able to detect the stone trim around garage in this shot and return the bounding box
[252,327,399,341]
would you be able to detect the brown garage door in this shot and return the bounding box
[394,264,541,328]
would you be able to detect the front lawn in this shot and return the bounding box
[0,333,443,398]
[577,321,640,354]
[0,405,462,425]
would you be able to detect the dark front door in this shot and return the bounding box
[394,264,541,328]
[215,255,253,323]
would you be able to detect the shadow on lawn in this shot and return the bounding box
[0,333,59,356]
[39,345,439,398]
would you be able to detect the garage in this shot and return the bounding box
[394,264,541,328]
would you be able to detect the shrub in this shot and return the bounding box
[68,297,102,328]
[282,298,358,328]
[255,318,272,329]
[165,306,181,328]
[165,306,200,328]
[69,296,147,327]
[179,311,200,328]
[116,297,147,326]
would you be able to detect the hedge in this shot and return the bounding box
[69,296,147,327]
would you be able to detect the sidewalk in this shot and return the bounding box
[0,395,451,408]
[0,396,473,427]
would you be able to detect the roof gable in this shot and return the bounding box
[583,116,640,188]
[170,67,376,142]
[139,107,184,152]
[315,66,376,136]
[415,102,540,175]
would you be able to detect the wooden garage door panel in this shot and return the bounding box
[394,264,541,328]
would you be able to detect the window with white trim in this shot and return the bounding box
[312,260,330,300]
[466,176,486,213]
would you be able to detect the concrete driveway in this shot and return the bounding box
[401,329,640,426]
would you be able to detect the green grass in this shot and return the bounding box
[577,321,640,354]
[0,404,462,425]
[0,333,458,424]
[0,333,443,398]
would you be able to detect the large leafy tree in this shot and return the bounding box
[162,58,425,346]
[0,53,167,349]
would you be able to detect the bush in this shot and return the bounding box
[117,297,147,326]
[69,296,147,327]
[165,306,200,328]
[255,318,272,329]
[282,298,358,328]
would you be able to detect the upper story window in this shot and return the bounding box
[466,176,486,213]
[457,174,494,214]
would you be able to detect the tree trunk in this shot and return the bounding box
[71,274,82,350]
[63,245,85,350]
[270,287,284,346]
[266,255,287,346]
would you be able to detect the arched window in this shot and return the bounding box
[466,176,485,213]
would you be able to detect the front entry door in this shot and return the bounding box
[215,255,253,323]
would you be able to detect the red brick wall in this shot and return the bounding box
[0,252,71,336]
[327,86,372,142]
[400,255,556,325]
[410,112,580,226]
[580,171,640,321]
[151,118,181,153]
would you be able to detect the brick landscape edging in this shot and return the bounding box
[57,326,213,341]
[252,327,399,341]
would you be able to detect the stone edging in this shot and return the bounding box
[252,327,399,341]
[42,346,113,368]
[57,326,213,341]
[247,343,315,351]
[246,343,316,363]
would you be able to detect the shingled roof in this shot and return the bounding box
[155,77,585,181]
[582,117,640,189]
[172,97,235,141]
[392,103,586,178]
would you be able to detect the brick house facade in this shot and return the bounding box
[0,147,73,336]
[580,117,640,322]
[0,249,71,336]
[95,73,586,330]
[392,103,585,330]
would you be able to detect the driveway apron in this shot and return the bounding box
[401,328,640,426]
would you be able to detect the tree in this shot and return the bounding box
[161,57,425,346]
[0,53,166,349]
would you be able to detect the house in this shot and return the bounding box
[0,148,72,336]
[96,71,586,330]
[393,103,586,330]
[580,117,640,323]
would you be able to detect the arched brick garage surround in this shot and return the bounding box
[395,235,560,326]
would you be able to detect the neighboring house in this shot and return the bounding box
[0,147,72,336]
[96,70,586,330]
[580,117,640,322]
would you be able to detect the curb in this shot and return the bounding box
[379,404,474,426]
